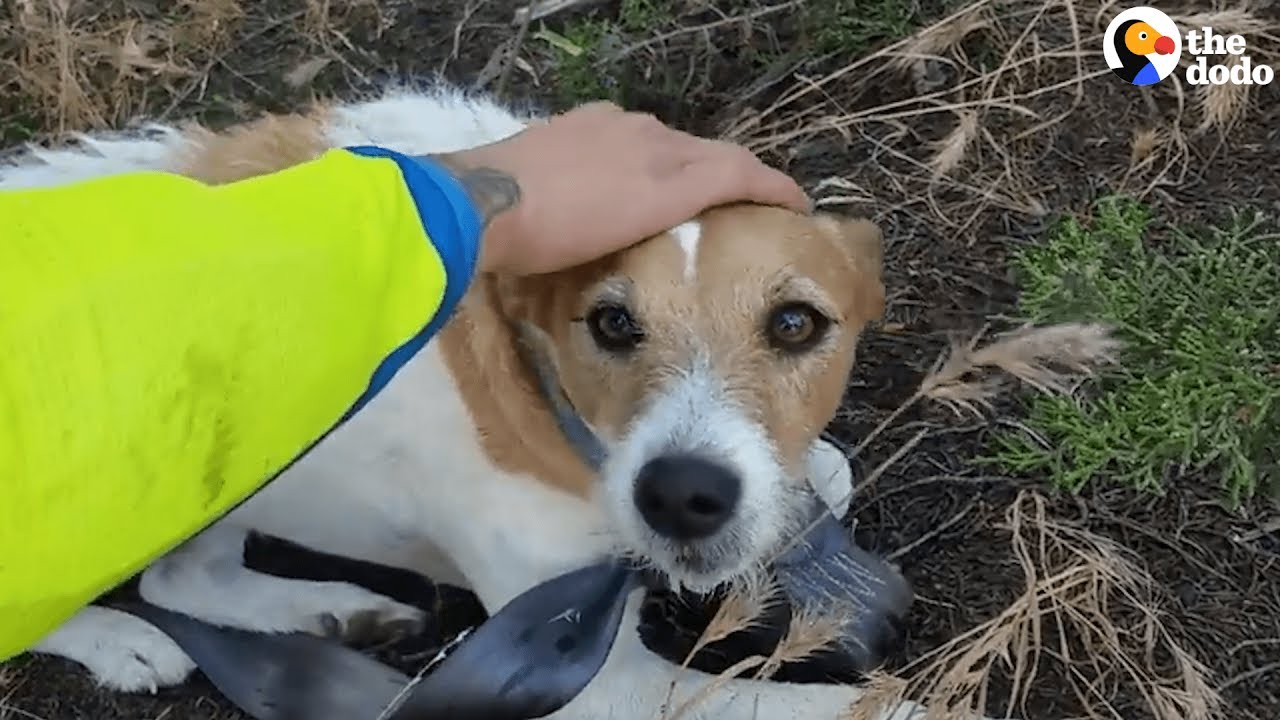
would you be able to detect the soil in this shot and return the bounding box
[2,1,1278,719]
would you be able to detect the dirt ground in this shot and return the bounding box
[2,1,1279,719]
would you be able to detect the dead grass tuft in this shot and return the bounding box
[1192,55,1252,131]
[1129,126,1164,167]
[684,570,783,666]
[1171,0,1280,132]
[852,321,1121,458]
[754,604,848,681]
[843,491,1223,720]
[174,0,245,47]
[920,321,1122,417]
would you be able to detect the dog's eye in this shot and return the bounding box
[587,303,644,353]
[766,302,829,353]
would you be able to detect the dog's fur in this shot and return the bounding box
[3,85,947,720]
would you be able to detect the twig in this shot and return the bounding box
[448,0,489,71]
[1234,515,1280,542]
[886,497,979,561]
[495,3,534,99]
[600,1,800,65]
[1215,661,1280,693]
[512,0,605,24]
[0,699,47,720]
[852,428,929,498]
[160,10,306,120]
[1228,637,1280,656]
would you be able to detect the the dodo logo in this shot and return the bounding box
[1104,7,1181,86]
[1105,6,1275,87]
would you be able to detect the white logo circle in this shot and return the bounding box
[1104,6,1182,85]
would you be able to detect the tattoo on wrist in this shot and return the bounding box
[425,154,521,231]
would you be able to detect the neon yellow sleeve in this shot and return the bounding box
[0,146,482,659]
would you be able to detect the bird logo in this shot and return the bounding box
[1104,7,1182,86]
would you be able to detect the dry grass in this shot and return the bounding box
[843,492,1221,720]
[0,0,241,138]
[0,666,29,720]
[723,0,1280,234]
[0,0,391,143]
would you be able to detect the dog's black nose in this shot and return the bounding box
[633,454,741,540]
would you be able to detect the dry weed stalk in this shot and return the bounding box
[1172,4,1280,41]
[656,570,782,718]
[659,600,849,720]
[843,492,1223,720]
[659,655,769,720]
[856,322,1120,460]
[754,604,850,681]
[682,570,782,667]
[927,322,1121,400]
[889,4,993,76]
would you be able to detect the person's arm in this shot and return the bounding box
[0,146,480,659]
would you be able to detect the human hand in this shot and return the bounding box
[424,102,811,276]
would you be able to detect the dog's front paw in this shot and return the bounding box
[36,606,197,694]
[85,633,197,694]
[316,600,427,647]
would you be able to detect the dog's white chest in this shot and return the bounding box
[229,343,613,609]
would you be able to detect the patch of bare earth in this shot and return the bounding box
[2,1,1278,719]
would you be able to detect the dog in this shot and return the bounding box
[3,84,941,720]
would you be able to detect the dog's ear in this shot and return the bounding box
[492,253,620,332]
[492,273,535,323]
[816,214,886,324]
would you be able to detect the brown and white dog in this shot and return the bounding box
[1,85,948,720]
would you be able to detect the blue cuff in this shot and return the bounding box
[338,145,484,418]
[344,145,482,323]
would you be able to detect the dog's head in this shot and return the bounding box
[501,203,884,591]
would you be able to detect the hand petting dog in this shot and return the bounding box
[427,101,813,276]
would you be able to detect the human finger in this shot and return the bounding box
[566,100,626,118]
[671,141,811,214]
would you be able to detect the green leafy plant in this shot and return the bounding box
[988,195,1280,505]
